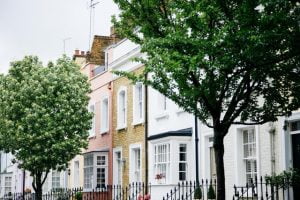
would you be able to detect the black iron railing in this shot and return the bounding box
[1,183,151,200]
[162,179,217,200]
[233,176,295,200]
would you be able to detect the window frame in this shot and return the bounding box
[4,176,12,194]
[117,87,127,130]
[242,128,257,184]
[178,143,188,181]
[100,97,109,134]
[51,171,61,190]
[83,152,108,190]
[88,103,96,137]
[154,143,170,184]
[132,83,144,125]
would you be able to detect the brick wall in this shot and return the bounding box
[112,67,146,186]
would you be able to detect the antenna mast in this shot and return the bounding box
[88,0,99,50]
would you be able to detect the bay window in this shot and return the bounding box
[84,153,107,190]
[154,143,170,184]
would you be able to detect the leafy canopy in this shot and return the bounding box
[0,56,92,174]
[113,0,300,131]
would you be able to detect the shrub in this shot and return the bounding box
[75,192,82,200]
[194,187,202,199]
[207,185,216,199]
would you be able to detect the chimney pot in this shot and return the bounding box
[81,51,85,56]
[74,49,80,55]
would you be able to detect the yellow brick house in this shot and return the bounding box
[107,38,146,187]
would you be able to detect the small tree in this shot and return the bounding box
[0,56,92,200]
[112,1,300,199]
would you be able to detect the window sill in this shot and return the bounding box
[155,112,169,120]
[100,129,109,135]
[132,119,144,126]
[176,109,186,115]
[116,125,127,131]
[88,134,96,139]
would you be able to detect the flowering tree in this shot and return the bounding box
[0,56,92,200]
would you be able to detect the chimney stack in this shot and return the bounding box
[74,49,80,55]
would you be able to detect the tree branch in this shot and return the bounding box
[41,171,49,185]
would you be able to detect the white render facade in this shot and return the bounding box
[199,111,300,200]
[0,152,68,197]
[147,86,197,200]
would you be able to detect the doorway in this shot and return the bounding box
[292,134,300,199]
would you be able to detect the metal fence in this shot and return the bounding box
[162,179,217,200]
[1,183,151,200]
[233,176,296,200]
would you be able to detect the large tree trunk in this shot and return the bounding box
[213,129,226,200]
[32,171,48,200]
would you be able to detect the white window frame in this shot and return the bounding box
[242,128,257,184]
[178,143,188,181]
[73,161,80,188]
[154,143,170,184]
[113,148,123,186]
[4,176,12,194]
[117,87,127,130]
[52,171,61,190]
[83,152,108,190]
[96,154,108,188]
[89,103,96,137]
[155,92,169,120]
[100,97,109,134]
[129,144,142,183]
[132,83,144,125]
[83,153,94,189]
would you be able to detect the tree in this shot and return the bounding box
[0,56,92,200]
[112,0,300,199]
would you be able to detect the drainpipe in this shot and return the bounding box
[144,73,149,194]
[195,115,200,185]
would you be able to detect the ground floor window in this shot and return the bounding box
[4,176,12,194]
[243,129,257,184]
[84,152,108,189]
[179,144,187,181]
[115,151,122,185]
[52,171,61,190]
[154,143,170,184]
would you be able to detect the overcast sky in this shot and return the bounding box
[0,0,119,74]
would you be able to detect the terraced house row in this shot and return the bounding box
[1,28,300,200]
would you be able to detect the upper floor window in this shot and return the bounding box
[101,98,109,133]
[89,104,95,136]
[243,129,257,184]
[117,89,127,129]
[158,93,167,112]
[133,83,144,123]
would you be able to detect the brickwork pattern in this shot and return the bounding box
[112,67,146,186]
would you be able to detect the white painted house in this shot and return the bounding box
[147,87,197,199]
[199,110,300,200]
[0,152,68,197]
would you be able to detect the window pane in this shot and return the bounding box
[291,121,300,131]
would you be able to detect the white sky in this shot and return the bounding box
[0,0,120,74]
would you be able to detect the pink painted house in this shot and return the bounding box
[73,29,120,191]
